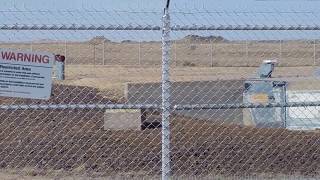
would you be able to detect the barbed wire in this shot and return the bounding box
[2,24,320,31]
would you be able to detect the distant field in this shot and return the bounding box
[2,39,319,97]
[0,40,319,67]
[58,65,320,100]
[3,39,320,95]
[1,40,320,179]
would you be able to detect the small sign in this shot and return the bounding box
[250,93,269,104]
[0,48,53,100]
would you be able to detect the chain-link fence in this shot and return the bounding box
[0,4,320,180]
[1,33,319,67]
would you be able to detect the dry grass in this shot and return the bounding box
[2,39,319,96]
[2,40,319,96]
[0,40,318,67]
[1,39,320,178]
[57,65,320,100]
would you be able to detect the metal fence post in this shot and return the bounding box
[103,40,105,65]
[161,3,171,180]
[139,41,141,65]
[314,39,316,66]
[246,39,249,59]
[93,44,96,65]
[210,39,214,67]
[279,39,282,61]
[174,40,177,66]
[64,40,67,64]
[55,55,65,80]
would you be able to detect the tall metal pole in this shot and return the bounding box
[161,1,171,179]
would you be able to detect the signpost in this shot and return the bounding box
[0,48,54,100]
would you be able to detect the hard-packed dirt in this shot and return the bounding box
[0,85,319,178]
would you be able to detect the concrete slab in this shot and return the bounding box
[104,109,142,130]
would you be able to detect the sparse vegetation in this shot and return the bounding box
[189,44,197,50]
[181,34,226,43]
[0,37,317,67]
[182,61,196,67]
[0,36,319,179]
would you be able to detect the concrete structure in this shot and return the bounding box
[243,79,287,128]
[125,80,245,125]
[243,60,287,128]
[104,109,142,130]
[124,80,320,130]
[286,90,320,130]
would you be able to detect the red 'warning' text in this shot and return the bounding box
[1,51,49,64]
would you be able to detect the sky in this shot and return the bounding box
[2,0,320,11]
[1,0,320,42]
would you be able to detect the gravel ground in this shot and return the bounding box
[0,84,319,178]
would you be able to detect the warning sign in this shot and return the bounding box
[0,48,53,100]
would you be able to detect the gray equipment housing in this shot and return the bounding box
[243,60,287,128]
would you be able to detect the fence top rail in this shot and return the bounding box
[1,102,320,110]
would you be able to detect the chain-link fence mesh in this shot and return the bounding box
[0,6,319,180]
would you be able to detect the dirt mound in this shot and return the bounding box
[0,85,319,177]
[180,35,226,43]
[88,36,111,44]
[0,84,111,105]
